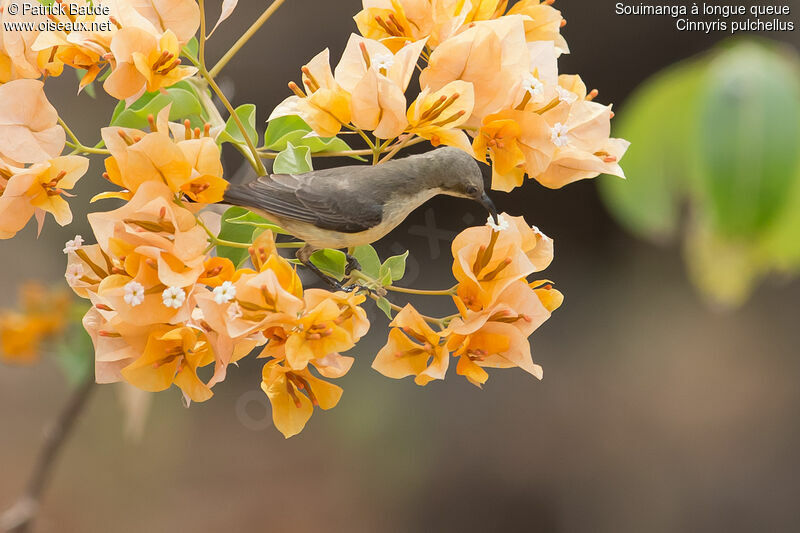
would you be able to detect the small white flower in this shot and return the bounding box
[487,214,509,232]
[65,263,84,284]
[227,301,243,321]
[213,281,237,304]
[63,235,84,254]
[162,286,186,309]
[550,123,570,147]
[556,85,578,104]
[372,53,395,72]
[522,73,544,98]
[123,281,145,307]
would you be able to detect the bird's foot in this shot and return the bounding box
[344,254,361,276]
[340,280,378,295]
[297,246,374,295]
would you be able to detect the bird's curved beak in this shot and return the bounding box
[480,192,498,225]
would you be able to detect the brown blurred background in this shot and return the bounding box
[1,1,799,531]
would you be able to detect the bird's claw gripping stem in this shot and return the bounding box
[296,245,373,294]
[344,254,361,276]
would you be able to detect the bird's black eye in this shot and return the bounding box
[465,185,478,196]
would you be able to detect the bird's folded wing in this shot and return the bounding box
[223,172,384,233]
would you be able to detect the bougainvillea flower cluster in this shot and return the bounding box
[0,0,626,438]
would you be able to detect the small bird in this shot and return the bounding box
[223,147,497,286]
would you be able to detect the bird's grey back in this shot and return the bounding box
[223,147,482,234]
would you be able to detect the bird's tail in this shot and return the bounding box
[222,182,259,210]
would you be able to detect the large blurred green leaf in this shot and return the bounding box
[697,42,800,239]
[599,39,800,308]
[598,57,707,241]
[762,164,800,270]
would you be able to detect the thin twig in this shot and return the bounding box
[368,293,450,328]
[209,0,288,78]
[1,375,96,533]
[379,135,420,164]
[385,284,457,296]
[59,118,108,156]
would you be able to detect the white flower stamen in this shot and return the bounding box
[522,73,544,98]
[550,123,570,147]
[162,286,186,309]
[123,281,145,307]
[63,235,84,254]
[213,281,237,305]
[556,86,578,104]
[65,263,84,284]
[372,53,395,72]
[487,214,509,232]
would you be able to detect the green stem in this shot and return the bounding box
[196,0,266,175]
[368,293,448,328]
[198,0,207,66]
[345,124,376,151]
[385,285,457,296]
[214,238,252,249]
[194,212,217,241]
[370,135,383,165]
[195,212,303,250]
[209,0,288,78]
[59,118,108,155]
[350,271,456,327]
[202,71,265,174]
[212,238,303,249]
[379,135,420,164]
[65,142,110,156]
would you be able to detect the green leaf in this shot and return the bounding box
[263,115,312,150]
[218,103,259,147]
[310,249,348,281]
[274,142,313,174]
[352,244,381,279]
[264,115,362,158]
[226,212,290,234]
[697,42,800,239]
[762,164,800,270]
[378,266,393,286]
[375,297,393,319]
[182,37,199,63]
[598,56,707,242]
[217,207,258,267]
[382,251,409,282]
[110,83,205,130]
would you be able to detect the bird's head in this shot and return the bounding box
[425,147,498,224]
